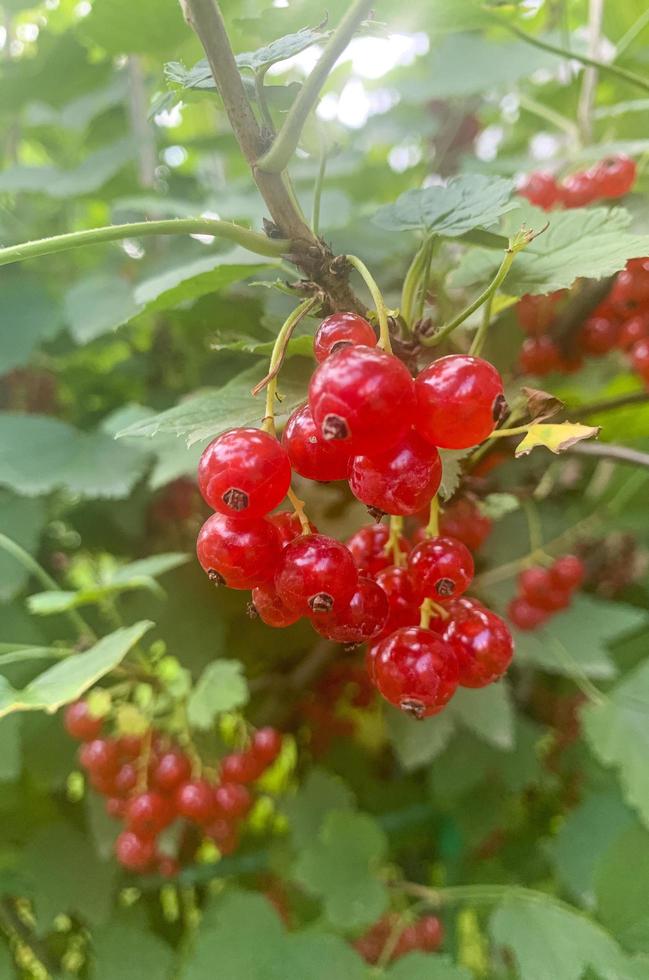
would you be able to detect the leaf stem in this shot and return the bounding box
[0,218,289,268]
[255,0,374,173]
[311,145,327,237]
[487,423,531,440]
[346,254,392,352]
[401,239,429,328]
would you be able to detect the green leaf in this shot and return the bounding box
[387,705,455,770]
[386,952,472,979]
[0,414,149,499]
[583,658,649,828]
[64,274,141,344]
[452,205,649,296]
[83,0,186,56]
[447,682,515,750]
[596,823,649,953]
[0,277,62,372]
[237,24,331,72]
[0,715,21,781]
[438,449,470,500]
[490,894,632,980]
[91,917,174,980]
[479,493,520,520]
[0,140,134,198]
[295,810,389,930]
[116,362,309,446]
[373,175,515,235]
[0,490,46,601]
[283,768,355,850]
[186,660,249,730]
[0,622,153,719]
[25,75,128,132]
[179,889,366,980]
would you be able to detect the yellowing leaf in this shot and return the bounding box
[514,422,600,458]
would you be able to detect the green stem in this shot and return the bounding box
[401,240,429,328]
[487,423,531,440]
[413,239,434,324]
[255,0,374,173]
[0,218,289,268]
[517,92,580,142]
[615,6,649,58]
[346,254,391,352]
[311,146,327,237]
[254,68,275,133]
[386,516,406,567]
[428,248,515,349]
[426,495,440,537]
[0,533,95,641]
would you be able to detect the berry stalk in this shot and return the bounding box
[346,254,392,353]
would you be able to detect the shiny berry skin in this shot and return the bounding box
[507,597,549,631]
[269,511,317,546]
[416,915,444,951]
[579,316,618,355]
[559,172,595,208]
[631,338,649,382]
[196,513,282,589]
[519,335,561,375]
[274,533,358,616]
[251,727,282,766]
[373,626,459,718]
[308,345,415,456]
[415,356,505,450]
[518,567,553,604]
[349,430,442,516]
[440,496,492,552]
[220,752,263,784]
[313,576,389,644]
[126,792,173,839]
[374,566,420,640]
[346,524,409,576]
[590,155,636,198]
[251,583,301,628]
[618,314,649,350]
[115,830,156,872]
[197,427,291,519]
[443,599,513,688]
[408,536,474,602]
[113,762,138,797]
[314,312,377,361]
[518,171,559,210]
[549,555,585,591]
[175,780,217,824]
[64,700,103,741]
[282,403,351,482]
[611,267,649,309]
[152,750,192,794]
[116,734,143,760]
[214,782,252,819]
[79,738,120,777]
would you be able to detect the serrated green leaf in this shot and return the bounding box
[387,951,472,979]
[64,274,140,343]
[0,140,133,198]
[186,660,249,730]
[237,24,330,72]
[0,277,63,372]
[387,705,456,771]
[283,768,355,850]
[596,823,649,953]
[0,491,46,601]
[134,251,273,314]
[295,810,388,931]
[373,175,514,235]
[211,333,314,359]
[438,449,470,500]
[448,682,515,750]
[92,917,175,980]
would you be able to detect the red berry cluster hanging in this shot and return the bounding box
[65,700,282,874]
[195,311,514,719]
[507,555,585,631]
[518,154,636,210]
[354,913,443,964]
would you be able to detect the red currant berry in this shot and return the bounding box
[349,430,442,516]
[618,314,649,350]
[439,496,492,552]
[79,738,120,777]
[126,792,173,839]
[549,554,585,591]
[507,597,549,631]
[116,734,143,760]
[158,856,181,878]
[374,566,420,639]
[282,403,350,482]
[214,782,252,820]
[393,924,419,960]
[611,266,649,309]
[518,566,552,604]
[518,171,559,210]
[373,626,459,718]
[314,312,377,362]
[408,536,474,602]
[443,598,513,687]
[220,752,263,784]
[63,700,103,741]
[589,155,636,198]
[274,533,358,616]
[152,750,192,794]
[251,583,301,628]
[346,524,409,576]
[415,355,505,450]
[519,335,562,375]
[106,797,126,819]
[312,575,389,645]
[516,292,564,335]
[269,511,317,546]
[197,427,291,518]
[113,762,138,797]
[205,817,239,855]
[175,780,217,824]
[559,172,596,208]
[196,513,282,589]
[416,915,444,951]
[308,346,415,455]
[115,831,156,872]
[631,338,649,382]
[579,316,618,355]
[250,727,282,766]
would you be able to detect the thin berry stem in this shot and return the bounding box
[401,238,430,329]
[419,597,433,629]
[425,496,440,537]
[386,516,406,566]
[346,254,392,353]
[287,487,312,534]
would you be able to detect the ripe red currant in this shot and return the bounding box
[251,583,301,628]
[519,335,562,375]
[64,700,103,741]
[116,734,143,760]
[282,403,351,482]
[519,566,571,612]
[590,155,636,198]
[220,751,263,784]
[415,355,505,449]
[443,598,513,687]
[175,780,217,824]
[507,597,549,631]
[79,738,120,777]
[549,554,585,591]
[113,762,138,797]
[312,575,389,644]
[631,338,649,382]
[152,750,192,794]
[416,915,444,951]
[518,171,559,210]
[408,536,474,602]
[214,782,252,819]
[269,511,317,546]
[115,830,156,872]
[197,427,291,518]
[196,513,282,589]
[308,345,415,455]
[373,626,459,718]
[205,817,239,855]
[349,430,442,516]
[559,172,595,208]
[250,727,282,766]
[346,524,409,576]
[106,797,126,820]
[516,292,564,335]
[579,316,618,355]
[314,312,377,361]
[439,496,492,552]
[618,314,649,350]
[373,565,420,639]
[274,533,358,616]
[126,792,173,839]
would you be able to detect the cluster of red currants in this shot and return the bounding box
[516,257,649,385]
[195,311,514,718]
[507,555,585,631]
[518,154,636,210]
[354,913,443,964]
[64,699,282,873]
